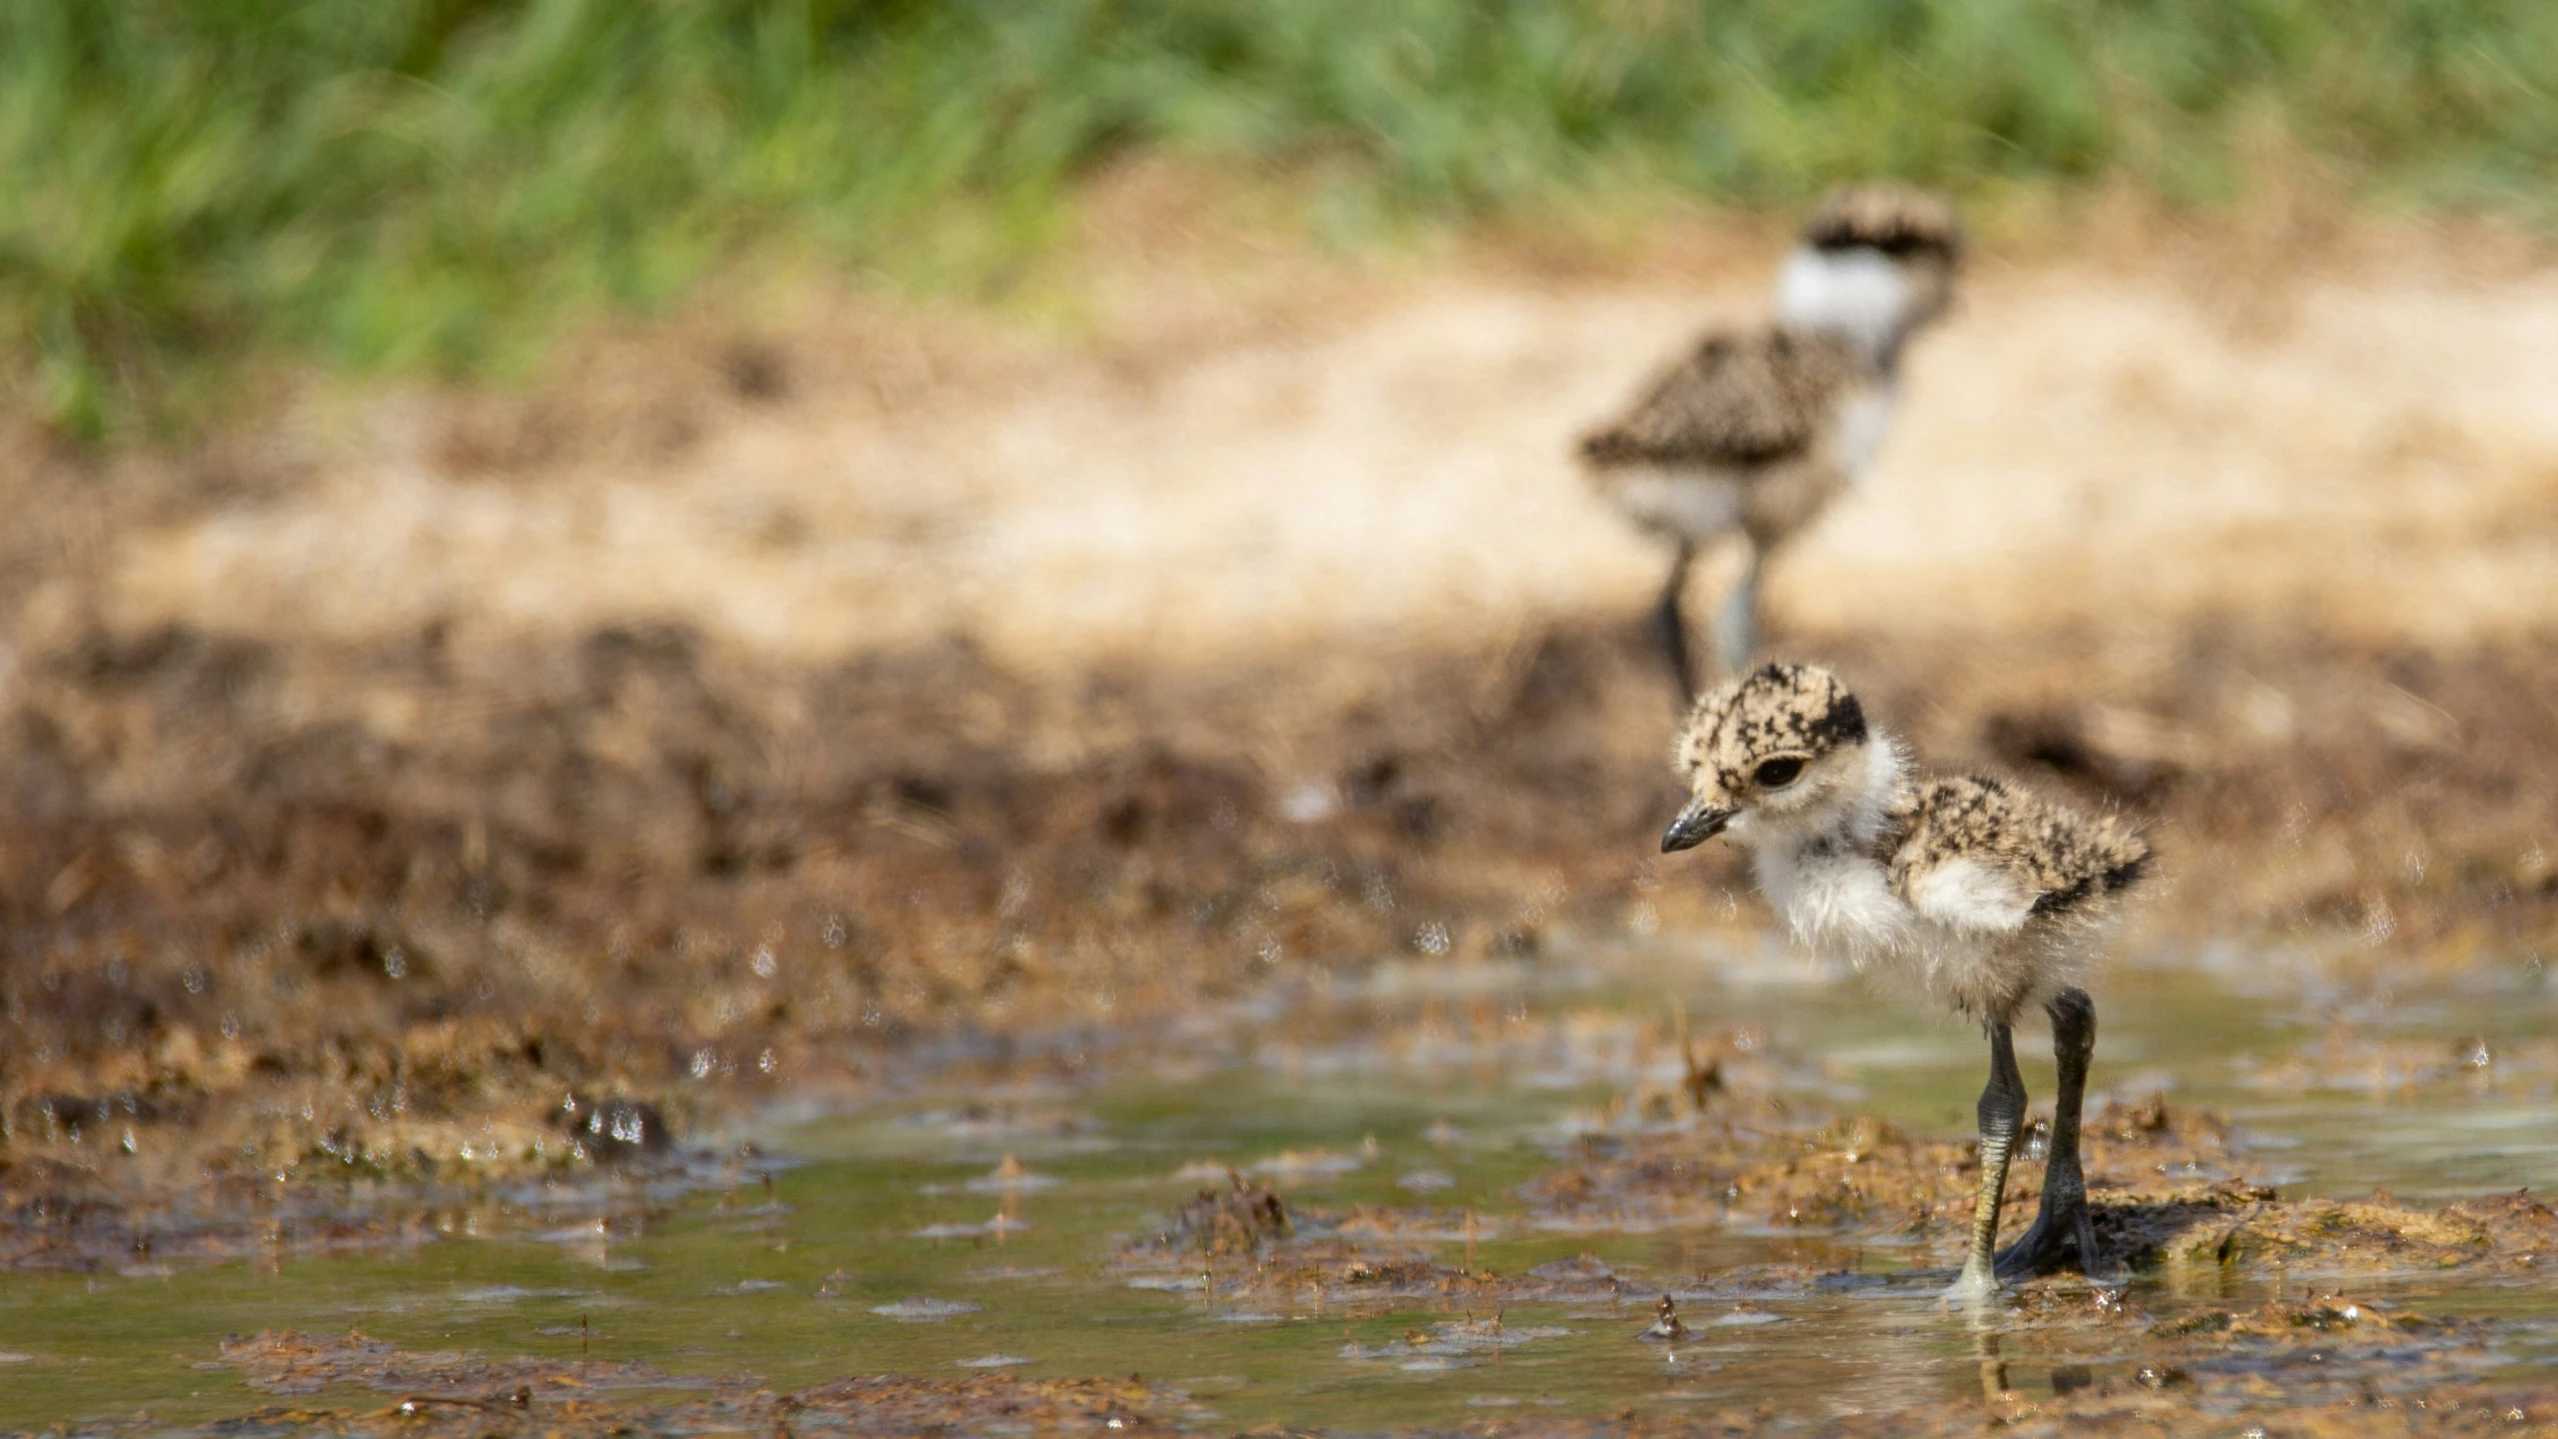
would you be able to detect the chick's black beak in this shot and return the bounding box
[1660,797,1732,853]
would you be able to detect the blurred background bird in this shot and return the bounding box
[1579,185,1963,700]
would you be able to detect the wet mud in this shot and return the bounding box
[1433,1382,2558,1439]
[148,1331,1183,1437]
[4,616,2558,1439]
[44,1313,2558,1438]
[10,982,2557,1434]
[1133,1098,2553,1310]
[7,611,2558,1236]
[1524,1097,2558,1280]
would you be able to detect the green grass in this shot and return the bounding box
[8,0,2557,439]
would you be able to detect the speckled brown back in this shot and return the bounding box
[1579,327,1864,470]
[1884,773,2151,917]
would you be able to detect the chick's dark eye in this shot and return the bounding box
[1753,757,1805,789]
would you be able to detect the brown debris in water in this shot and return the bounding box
[1525,1095,2554,1281]
[219,1328,699,1399]
[1526,1097,2230,1251]
[180,1331,1181,1437]
[1091,1089,2551,1317]
[1157,1172,1293,1255]
[2151,1294,2480,1343]
[1415,1382,2558,1438]
[1998,1288,2502,1390]
[113,1338,2558,1439]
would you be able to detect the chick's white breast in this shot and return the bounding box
[1604,466,1747,540]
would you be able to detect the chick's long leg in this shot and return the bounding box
[1654,540,1699,703]
[1997,987,2112,1281]
[1707,541,1764,680]
[1950,1022,2025,1300]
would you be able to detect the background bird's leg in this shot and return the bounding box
[1952,1023,2026,1298]
[1999,987,2110,1280]
[1708,541,1763,678]
[1654,540,1699,701]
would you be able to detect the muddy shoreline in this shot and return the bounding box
[5,604,2557,1232]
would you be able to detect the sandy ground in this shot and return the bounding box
[78,201,2558,674]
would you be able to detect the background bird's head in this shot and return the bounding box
[1776,184,1964,364]
[1663,663,1878,852]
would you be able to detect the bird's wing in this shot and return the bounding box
[1579,327,1859,469]
[1885,775,2151,935]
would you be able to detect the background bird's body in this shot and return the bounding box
[1581,186,1961,695]
[1661,664,2151,1296]
[1584,327,1885,555]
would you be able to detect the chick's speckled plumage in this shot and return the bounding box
[1885,775,2151,922]
[1668,663,2143,1293]
[1580,328,1865,471]
[1577,185,1963,692]
[1668,664,2152,1023]
[1673,661,1867,785]
[1576,184,1960,576]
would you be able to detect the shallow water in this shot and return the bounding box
[6,939,2557,1432]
